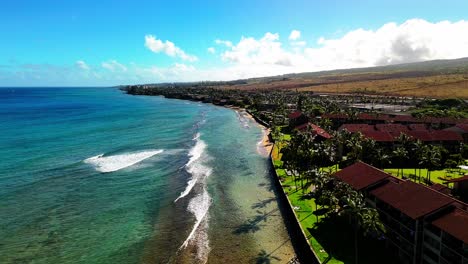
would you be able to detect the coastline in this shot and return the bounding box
[207,103,319,263]
[122,92,313,263]
[225,105,273,156]
[221,105,320,263]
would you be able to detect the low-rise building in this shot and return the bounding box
[333,162,468,264]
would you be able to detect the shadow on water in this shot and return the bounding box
[253,249,281,264]
[232,208,280,235]
[251,237,294,264]
[251,197,276,209]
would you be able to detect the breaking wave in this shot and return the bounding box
[175,131,213,263]
[236,110,250,129]
[84,149,163,173]
[179,188,211,260]
[175,133,212,202]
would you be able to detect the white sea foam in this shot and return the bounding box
[175,133,212,202]
[180,187,211,262]
[84,149,163,173]
[236,110,250,129]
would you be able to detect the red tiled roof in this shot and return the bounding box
[339,124,375,133]
[288,111,303,119]
[323,112,468,125]
[361,131,396,142]
[370,180,455,219]
[405,131,433,142]
[376,124,410,133]
[430,130,463,141]
[429,184,451,195]
[446,175,468,183]
[455,124,468,132]
[310,124,332,139]
[322,113,348,119]
[432,208,468,244]
[408,124,428,131]
[296,123,331,139]
[333,162,391,190]
[393,115,419,123]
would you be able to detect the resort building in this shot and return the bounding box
[295,122,332,141]
[338,123,463,150]
[333,162,468,264]
[323,113,468,129]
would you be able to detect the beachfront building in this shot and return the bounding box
[333,162,468,264]
[338,123,463,151]
[288,111,308,128]
[447,176,468,202]
[323,113,468,130]
[295,122,331,142]
[444,124,468,143]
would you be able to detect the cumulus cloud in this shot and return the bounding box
[220,32,297,66]
[215,39,233,47]
[308,19,468,68]
[289,30,301,41]
[75,60,90,70]
[210,18,468,79]
[207,47,216,54]
[145,35,198,62]
[101,60,127,72]
[4,19,468,86]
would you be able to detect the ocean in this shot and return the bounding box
[0,88,295,263]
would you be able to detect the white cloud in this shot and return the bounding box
[101,60,127,72]
[219,32,296,66]
[104,19,468,83]
[304,19,468,68]
[291,41,307,47]
[4,19,468,86]
[209,18,468,80]
[215,39,233,47]
[144,35,198,62]
[207,47,216,54]
[75,60,89,70]
[289,30,301,41]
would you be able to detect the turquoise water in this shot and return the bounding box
[0,88,294,263]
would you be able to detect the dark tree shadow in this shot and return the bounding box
[233,208,279,235]
[251,197,276,209]
[253,249,281,264]
[307,216,397,264]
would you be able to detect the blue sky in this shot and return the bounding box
[1,0,468,86]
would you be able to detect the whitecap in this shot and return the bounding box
[175,134,212,202]
[84,149,163,173]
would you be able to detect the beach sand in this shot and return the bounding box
[229,107,273,156]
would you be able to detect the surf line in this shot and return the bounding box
[84,149,163,173]
[175,131,213,263]
[174,133,212,202]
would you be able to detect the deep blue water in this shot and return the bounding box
[0,88,294,264]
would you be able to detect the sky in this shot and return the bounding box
[1,0,468,86]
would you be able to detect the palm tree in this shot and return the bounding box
[374,147,391,169]
[426,145,442,183]
[346,133,364,164]
[341,190,385,264]
[392,146,408,178]
[411,140,425,182]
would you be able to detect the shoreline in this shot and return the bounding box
[221,104,319,263]
[225,105,273,156]
[123,93,310,263]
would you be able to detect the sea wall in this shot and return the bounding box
[267,151,321,264]
[246,110,270,128]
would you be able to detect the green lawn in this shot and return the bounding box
[282,134,291,141]
[277,169,396,264]
[384,168,468,185]
[278,169,339,263]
